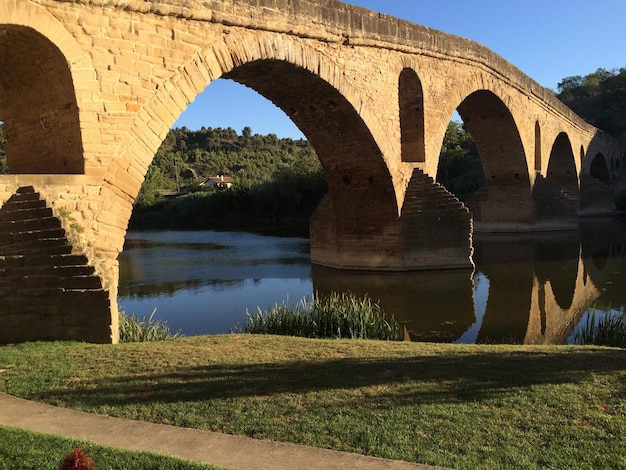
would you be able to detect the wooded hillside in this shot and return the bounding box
[557,67,626,139]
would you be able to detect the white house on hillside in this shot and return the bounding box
[201,175,234,190]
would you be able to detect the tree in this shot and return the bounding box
[556,67,626,139]
[436,121,483,198]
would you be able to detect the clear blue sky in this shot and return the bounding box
[173,0,626,139]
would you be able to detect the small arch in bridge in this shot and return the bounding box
[589,153,610,185]
[534,121,541,173]
[547,133,578,192]
[398,68,425,163]
[533,132,578,225]
[0,25,83,174]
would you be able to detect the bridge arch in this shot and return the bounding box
[532,132,579,226]
[534,121,542,173]
[104,30,401,271]
[0,0,100,175]
[547,132,578,192]
[0,25,82,174]
[223,59,397,223]
[113,32,397,209]
[454,89,532,229]
[398,68,425,163]
[589,153,610,184]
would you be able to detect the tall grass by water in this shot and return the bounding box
[242,292,404,341]
[119,309,181,342]
[573,307,626,348]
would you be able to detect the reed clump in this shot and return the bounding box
[242,292,403,341]
[119,309,181,343]
[573,308,626,348]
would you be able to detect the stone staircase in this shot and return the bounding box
[0,186,111,344]
[400,169,473,267]
[402,169,472,242]
[403,169,470,217]
[579,174,616,215]
[532,175,578,224]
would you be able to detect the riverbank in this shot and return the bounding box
[0,335,623,469]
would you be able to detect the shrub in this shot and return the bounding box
[242,292,404,341]
[119,309,181,343]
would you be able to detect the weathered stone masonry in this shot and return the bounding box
[0,0,622,343]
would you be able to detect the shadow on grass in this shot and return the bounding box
[35,348,625,409]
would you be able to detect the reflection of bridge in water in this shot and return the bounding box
[313,218,626,344]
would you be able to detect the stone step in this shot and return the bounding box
[0,254,24,268]
[0,206,53,222]
[1,263,97,277]
[0,216,62,233]
[3,287,109,302]
[581,174,611,190]
[1,198,47,211]
[2,274,103,290]
[16,186,36,194]
[5,191,41,204]
[1,241,73,257]
[0,253,89,268]
[0,227,67,244]
[35,253,90,267]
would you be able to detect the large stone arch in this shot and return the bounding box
[454,89,532,229]
[108,32,397,204]
[102,31,399,270]
[223,59,397,228]
[0,0,89,174]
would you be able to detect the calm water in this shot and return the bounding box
[118,217,626,344]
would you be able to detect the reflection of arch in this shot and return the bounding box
[456,90,531,226]
[533,232,579,310]
[0,25,83,173]
[589,153,610,184]
[399,68,425,163]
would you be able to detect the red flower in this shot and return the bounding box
[59,447,96,470]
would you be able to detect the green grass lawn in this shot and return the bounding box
[0,335,624,470]
[0,425,224,470]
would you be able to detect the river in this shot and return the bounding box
[118,217,626,344]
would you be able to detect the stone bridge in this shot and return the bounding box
[0,0,623,343]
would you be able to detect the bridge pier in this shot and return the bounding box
[310,170,474,271]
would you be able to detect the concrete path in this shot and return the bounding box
[0,393,447,469]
